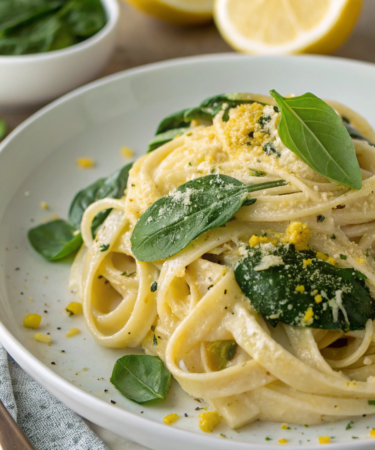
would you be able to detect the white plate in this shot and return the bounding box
[1,54,375,450]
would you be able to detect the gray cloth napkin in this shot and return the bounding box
[0,343,108,450]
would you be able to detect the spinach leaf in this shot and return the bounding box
[343,121,375,147]
[156,108,191,135]
[0,0,64,34]
[0,118,7,141]
[270,90,362,191]
[235,244,375,332]
[0,14,69,55]
[69,162,133,232]
[0,0,106,56]
[29,163,132,262]
[131,175,285,262]
[148,127,188,153]
[110,355,171,404]
[156,94,263,134]
[28,220,83,261]
[60,0,106,38]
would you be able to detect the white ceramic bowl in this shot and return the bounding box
[1,54,375,450]
[0,0,119,111]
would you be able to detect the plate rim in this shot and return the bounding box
[1,53,375,450]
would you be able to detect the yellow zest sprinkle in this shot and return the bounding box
[303,259,312,267]
[315,294,323,304]
[199,411,221,433]
[40,201,49,210]
[163,414,179,426]
[249,235,277,248]
[304,307,314,323]
[208,133,215,140]
[76,158,95,169]
[66,302,83,316]
[328,257,336,265]
[23,314,42,329]
[121,146,134,158]
[284,222,310,251]
[318,436,331,445]
[316,252,328,261]
[357,258,364,264]
[278,439,287,445]
[66,328,79,338]
[34,333,51,344]
[50,213,59,220]
[370,429,375,438]
[281,424,289,430]
[295,285,305,294]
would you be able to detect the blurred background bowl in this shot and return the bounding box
[0,0,119,111]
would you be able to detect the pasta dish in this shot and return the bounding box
[31,91,375,429]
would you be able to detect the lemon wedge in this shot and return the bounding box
[214,0,362,54]
[125,0,214,25]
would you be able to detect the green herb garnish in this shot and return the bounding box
[28,163,132,261]
[28,220,83,261]
[131,175,285,262]
[110,355,171,404]
[317,215,325,223]
[148,128,187,153]
[270,90,362,190]
[100,244,109,252]
[206,341,237,371]
[151,281,158,292]
[235,244,375,331]
[340,254,347,260]
[346,421,354,430]
[0,118,7,141]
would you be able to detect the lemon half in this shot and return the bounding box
[125,0,214,25]
[214,0,362,54]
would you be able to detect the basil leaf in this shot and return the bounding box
[156,93,263,134]
[235,244,375,332]
[148,127,188,153]
[69,162,133,232]
[28,220,83,261]
[131,175,285,262]
[270,90,362,191]
[0,118,7,141]
[110,355,171,404]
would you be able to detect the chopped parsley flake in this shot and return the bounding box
[346,421,354,430]
[317,215,325,223]
[100,244,110,252]
[151,281,158,292]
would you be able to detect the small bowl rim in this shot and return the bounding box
[0,0,120,64]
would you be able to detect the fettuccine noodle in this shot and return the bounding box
[71,93,375,428]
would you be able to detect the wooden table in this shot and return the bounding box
[2,1,375,448]
[3,0,375,133]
